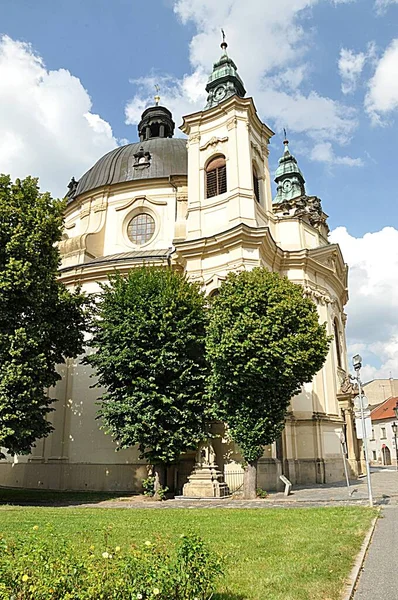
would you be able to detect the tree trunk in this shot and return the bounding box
[153,463,166,499]
[243,461,257,499]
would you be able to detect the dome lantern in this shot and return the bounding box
[137,104,175,141]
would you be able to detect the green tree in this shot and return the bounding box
[0,175,86,455]
[86,267,208,490]
[206,267,331,498]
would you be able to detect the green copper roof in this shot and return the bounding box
[204,41,246,110]
[273,140,306,204]
[275,142,305,180]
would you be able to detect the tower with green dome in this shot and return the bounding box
[204,33,246,110]
[273,136,306,204]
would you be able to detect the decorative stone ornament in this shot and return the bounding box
[66,176,78,199]
[133,146,151,169]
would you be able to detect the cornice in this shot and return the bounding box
[173,223,278,260]
[59,254,178,287]
[180,96,274,140]
[64,176,187,216]
[174,223,348,305]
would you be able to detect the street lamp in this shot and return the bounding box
[394,401,398,421]
[351,354,374,507]
[352,354,362,372]
[392,422,398,471]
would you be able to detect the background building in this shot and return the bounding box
[369,396,398,466]
[0,41,357,493]
[363,379,398,407]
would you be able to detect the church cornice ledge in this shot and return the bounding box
[281,245,348,305]
[173,223,281,262]
[58,249,175,286]
[64,177,186,217]
[180,96,274,141]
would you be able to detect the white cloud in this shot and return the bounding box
[330,227,398,380]
[365,39,398,124]
[126,0,358,160]
[339,48,366,94]
[310,142,363,166]
[0,35,118,198]
[375,0,398,13]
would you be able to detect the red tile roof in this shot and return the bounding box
[371,396,398,421]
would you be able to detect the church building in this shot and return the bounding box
[0,39,360,493]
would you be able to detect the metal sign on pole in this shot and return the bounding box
[354,415,372,439]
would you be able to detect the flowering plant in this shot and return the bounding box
[0,528,223,599]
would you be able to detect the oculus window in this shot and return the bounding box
[127,213,155,245]
[206,155,227,198]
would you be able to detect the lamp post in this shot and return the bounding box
[392,421,398,472]
[351,354,373,507]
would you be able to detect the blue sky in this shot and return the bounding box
[1,0,398,380]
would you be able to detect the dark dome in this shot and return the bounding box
[68,137,187,200]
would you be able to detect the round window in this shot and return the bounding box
[127,213,155,246]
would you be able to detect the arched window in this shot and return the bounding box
[253,168,260,203]
[333,318,342,369]
[206,155,227,198]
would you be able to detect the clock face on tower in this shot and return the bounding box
[283,180,292,193]
[214,85,227,101]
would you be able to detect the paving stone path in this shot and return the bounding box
[71,467,398,510]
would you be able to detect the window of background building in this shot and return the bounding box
[373,451,377,461]
[127,213,155,245]
[206,155,227,198]
[381,427,386,439]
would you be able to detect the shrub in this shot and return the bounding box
[142,476,156,496]
[0,527,223,600]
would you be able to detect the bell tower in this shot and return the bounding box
[180,35,274,241]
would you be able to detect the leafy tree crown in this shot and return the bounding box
[206,267,331,462]
[0,175,86,454]
[86,267,209,464]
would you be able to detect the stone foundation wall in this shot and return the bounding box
[0,462,148,493]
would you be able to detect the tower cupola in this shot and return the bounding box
[273,135,306,203]
[204,32,246,110]
[138,98,175,141]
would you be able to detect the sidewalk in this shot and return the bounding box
[353,505,398,599]
[72,467,398,509]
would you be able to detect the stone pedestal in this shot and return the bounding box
[183,441,230,498]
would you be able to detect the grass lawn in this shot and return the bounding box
[0,505,375,600]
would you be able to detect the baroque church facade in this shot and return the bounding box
[0,41,361,493]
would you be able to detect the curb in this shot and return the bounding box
[341,512,379,600]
